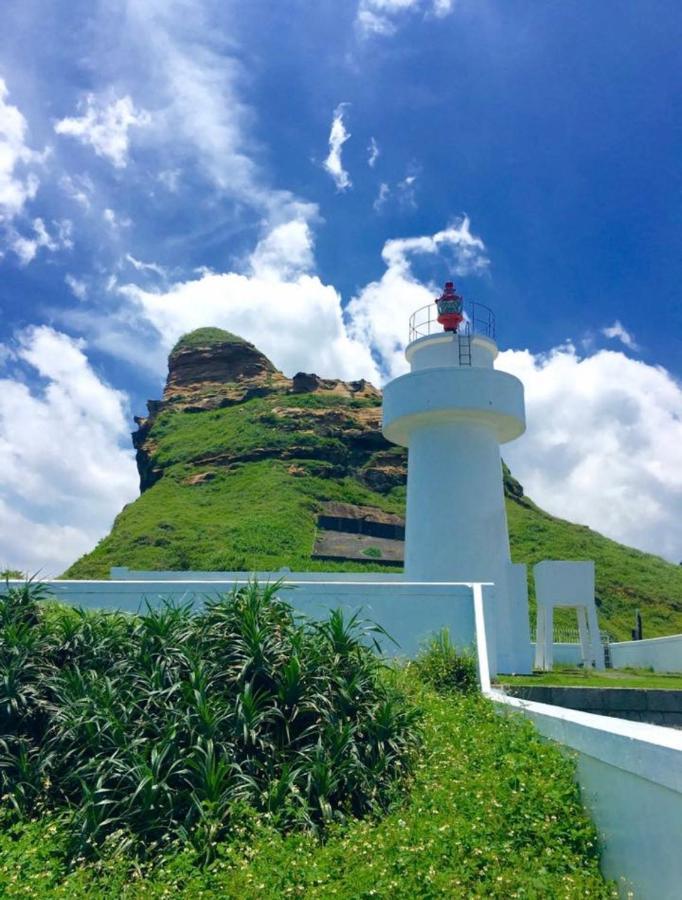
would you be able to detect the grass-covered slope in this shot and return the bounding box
[0,691,613,898]
[65,329,682,641]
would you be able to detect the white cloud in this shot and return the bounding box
[65,274,87,300]
[499,343,682,564]
[347,216,489,377]
[249,218,315,281]
[602,319,639,351]
[104,207,132,229]
[323,104,352,191]
[9,217,72,265]
[0,78,44,225]
[432,0,454,15]
[122,0,311,226]
[397,172,418,208]
[59,173,94,209]
[93,216,486,386]
[356,0,454,36]
[367,137,380,168]
[158,169,181,192]
[115,217,378,382]
[125,253,167,278]
[373,182,390,212]
[55,93,151,168]
[0,326,137,575]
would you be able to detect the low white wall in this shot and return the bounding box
[110,567,405,583]
[466,589,682,898]
[530,641,584,666]
[491,690,682,898]
[14,578,484,662]
[610,634,682,673]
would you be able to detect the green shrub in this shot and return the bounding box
[0,683,614,898]
[412,628,479,695]
[0,580,421,862]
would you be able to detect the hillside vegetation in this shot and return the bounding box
[65,328,682,641]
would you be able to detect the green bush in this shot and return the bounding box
[0,580,420,862]
[412,628,479,695]
[0,683,614,898]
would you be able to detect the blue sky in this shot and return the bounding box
[1,0,681,574]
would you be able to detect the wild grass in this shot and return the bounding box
[498,665,682,690]
[0,580,420,863]
[0,681,614,897]
[411,628,479,695]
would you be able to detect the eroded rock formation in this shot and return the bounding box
[132,328,407,495]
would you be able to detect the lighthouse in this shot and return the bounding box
[382,283,532,673]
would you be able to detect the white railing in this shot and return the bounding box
[408,301,496,343]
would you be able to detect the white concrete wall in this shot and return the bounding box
[491,690,682,898]
[110,568,404,582]
[468,588,682,898]
[529,642,585,666]
[12,578,484,662]
[610,634,682,673]
[405,333,497,370]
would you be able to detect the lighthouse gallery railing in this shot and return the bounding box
[409,300,496,343]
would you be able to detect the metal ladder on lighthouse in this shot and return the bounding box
[458,333,472,366]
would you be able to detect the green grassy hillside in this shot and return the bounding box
[65,329,682,641]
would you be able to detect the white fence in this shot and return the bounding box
[610,634,682,673]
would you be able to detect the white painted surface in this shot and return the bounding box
[610,634,682,673]
[14,578,484,661]
[529,642,585,665]
[110,568,404,583]
[405,332,497,370]
[491,690,682,899]
[534,561,604,670]
[382,365,526,445]
[382,331,530,673]
[472,586,682,898]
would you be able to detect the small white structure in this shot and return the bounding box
[533,560,604,670]
[382,292,532,673]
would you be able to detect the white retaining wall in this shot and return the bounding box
[490,690,682,898]
[19,577,487,662]
[467,590,682,899]
[610,634,682,673]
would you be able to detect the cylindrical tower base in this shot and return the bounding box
[404,420,510,583]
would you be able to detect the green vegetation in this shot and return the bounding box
[171,328,247,354]
[0,569,24,580]
[362,546,383,559]
[498,665,682,690]
[0,587,613,896]
[64,332,682,640]
[412,628,479,695]
[0,580,419,863]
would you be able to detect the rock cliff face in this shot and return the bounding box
[132,328,406,496]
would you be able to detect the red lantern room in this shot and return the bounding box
[435,281,464,333]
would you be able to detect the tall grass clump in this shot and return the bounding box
[0,580,420,862]
[412,628,479,695]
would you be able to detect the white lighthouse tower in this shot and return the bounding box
[382,283,532,673]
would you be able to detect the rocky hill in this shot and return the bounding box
[65,327,682,641]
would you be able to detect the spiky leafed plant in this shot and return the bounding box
[0,579,421,862]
